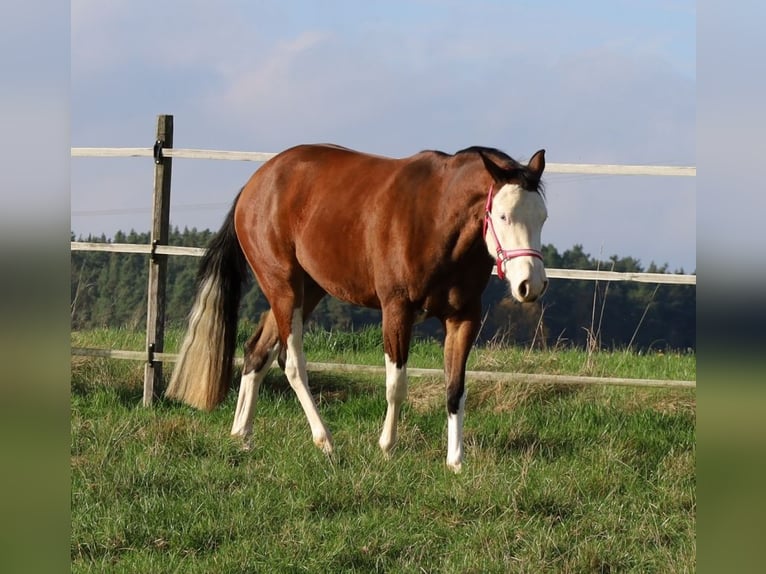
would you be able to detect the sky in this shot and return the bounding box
[71,0,696,272]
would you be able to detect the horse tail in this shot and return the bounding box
[165,194,247,411]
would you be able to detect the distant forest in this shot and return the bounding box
[71,228,695,351]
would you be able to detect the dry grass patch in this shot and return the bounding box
[406,377,444,414]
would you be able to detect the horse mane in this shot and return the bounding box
[453,146,545,195]
[454,145,520,166]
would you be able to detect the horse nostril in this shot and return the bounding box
[519,280,529,299]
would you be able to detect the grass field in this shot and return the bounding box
[71,328,695,572]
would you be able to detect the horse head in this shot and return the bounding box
[480,149,548,303]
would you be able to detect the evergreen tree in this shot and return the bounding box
[70,230,696,351]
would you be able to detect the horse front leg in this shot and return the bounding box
[378,304,413,457]
[442,308,481,472]
[379,353,409,457]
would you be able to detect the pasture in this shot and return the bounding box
[71,328,695,572]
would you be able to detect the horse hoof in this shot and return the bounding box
[378,436,396,458]
[447,461,462,473]
[314,436,334,455]
[231,433,252,451]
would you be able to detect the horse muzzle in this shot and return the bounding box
[500,250,548,303]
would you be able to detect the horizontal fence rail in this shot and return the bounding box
[71,347,695,389]
[71,241,207,258]
[71,117,696,402]
[70,241,696,285]
[71,147,697,177]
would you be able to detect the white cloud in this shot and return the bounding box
[217,30,333,114]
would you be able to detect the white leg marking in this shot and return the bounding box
[230,345,279,449]
[446,391,466,473]
[231,371,258,447]
[378,353,408,456]
[284,309,333,454]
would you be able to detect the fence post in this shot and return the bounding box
[143,114,173,406]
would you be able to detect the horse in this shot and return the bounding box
[166,143,548,472]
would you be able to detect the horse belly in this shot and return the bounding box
[297,244,381,309]
[325,281,381,309]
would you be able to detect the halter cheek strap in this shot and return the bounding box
[483,184,543,281]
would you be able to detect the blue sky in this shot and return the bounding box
[71,0,696,271]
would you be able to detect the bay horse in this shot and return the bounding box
[166,144,548,472]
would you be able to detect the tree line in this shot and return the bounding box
[71,228,695,351]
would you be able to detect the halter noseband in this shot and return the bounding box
[482,184,544,281]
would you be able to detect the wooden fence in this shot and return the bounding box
[71,115,697,405]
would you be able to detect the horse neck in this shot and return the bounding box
[436,160,492,253]
[441,158,489,224]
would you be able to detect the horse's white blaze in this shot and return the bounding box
[446,391,467,472]
[379,353,408,455]
[485,183,548,301]
[284,308,333,453]
[230,344,280,447]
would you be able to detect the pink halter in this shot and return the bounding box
[482,184,543,280]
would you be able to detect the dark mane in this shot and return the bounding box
[454,146,545,195]
[455,145,521,167]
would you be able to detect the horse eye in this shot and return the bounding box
[499,214,508,222]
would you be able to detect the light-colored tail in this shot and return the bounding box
[165,197,246,411]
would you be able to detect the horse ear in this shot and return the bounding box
[527,149,546,178]
[478,151,507,182]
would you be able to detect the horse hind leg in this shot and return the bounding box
[281,306,334,454]
[231,280,326,450]
[231,311,280,448]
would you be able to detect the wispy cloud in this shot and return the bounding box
[70,1,696,269]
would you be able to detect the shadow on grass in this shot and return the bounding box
[244,368,380,406]
[71,355,384,415]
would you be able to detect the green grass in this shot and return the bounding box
[72,323,696,381]
[71,328,695,572]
